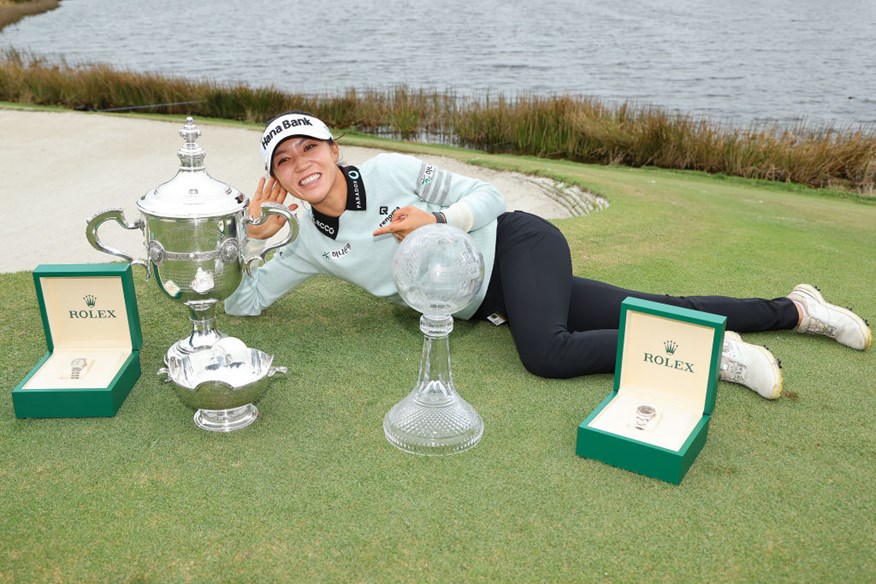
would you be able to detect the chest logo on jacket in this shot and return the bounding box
[377,206,401,229]
[322,243,353,261]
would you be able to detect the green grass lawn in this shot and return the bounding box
[1,132,874,582]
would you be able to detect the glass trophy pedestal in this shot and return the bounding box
[383,224,486,456]
[384,315,483,455]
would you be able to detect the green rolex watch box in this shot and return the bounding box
[576,297,726,485]
[12,264,143,418]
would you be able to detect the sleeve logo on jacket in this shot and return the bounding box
[420,165,436,186]
[415,163,450,204]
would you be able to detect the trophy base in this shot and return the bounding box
[383,394,483,456]
[193,404,259,432]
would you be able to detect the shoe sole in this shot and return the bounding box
[794,284,873,351]
[725,331,783,400]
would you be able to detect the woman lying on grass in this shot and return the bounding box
[225,112,872,400]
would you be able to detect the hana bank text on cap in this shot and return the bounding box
[260,114,334,171]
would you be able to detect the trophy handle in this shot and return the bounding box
[85,208,151,279]
[242,202,300,275]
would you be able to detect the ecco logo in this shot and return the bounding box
[261,117,314,149]
[314,218,336,236]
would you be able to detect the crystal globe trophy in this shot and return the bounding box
[383,224,486,455]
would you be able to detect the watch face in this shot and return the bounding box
[71,358,87,369]
[636,405,656,417]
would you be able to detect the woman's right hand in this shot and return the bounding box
[247,177,299,240]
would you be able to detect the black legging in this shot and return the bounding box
[473,211,799,378]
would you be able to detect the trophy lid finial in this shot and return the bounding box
[177,116,206,170]
[137,116,246,219]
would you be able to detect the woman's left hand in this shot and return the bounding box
[372,206,437,241]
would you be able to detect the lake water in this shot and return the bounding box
[2,0,875,129]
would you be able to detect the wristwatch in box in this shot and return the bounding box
[634,405,657,430]
[70,358,87,380]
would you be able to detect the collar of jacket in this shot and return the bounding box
[310,165,367,240]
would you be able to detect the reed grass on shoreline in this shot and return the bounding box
[1,49,874,193]
[0,0,59,31]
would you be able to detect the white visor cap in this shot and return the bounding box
[260,114,334,172]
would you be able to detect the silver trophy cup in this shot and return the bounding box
[85,117,296,431]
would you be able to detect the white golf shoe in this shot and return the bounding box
[787,284,872,351]
[720,331,783,400]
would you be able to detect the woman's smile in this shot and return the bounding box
[299,172,321,187]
